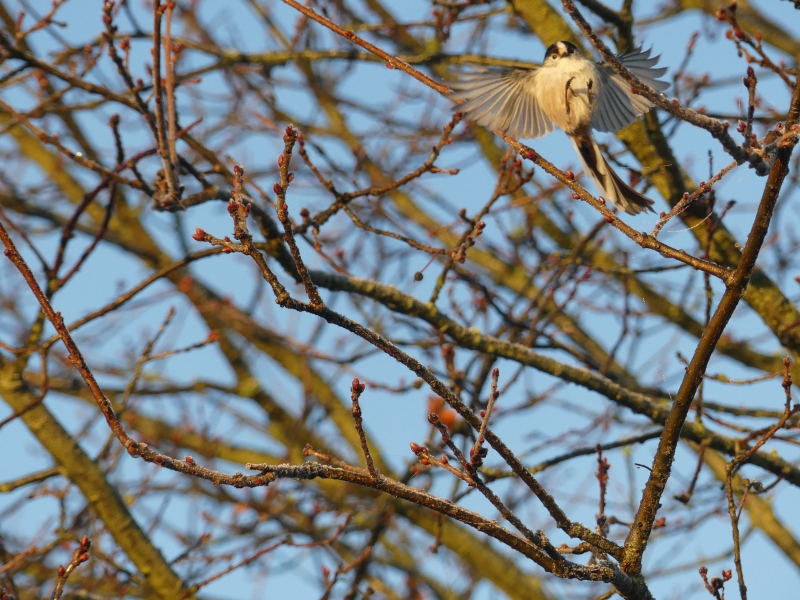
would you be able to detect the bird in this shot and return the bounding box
[448,40,669,215]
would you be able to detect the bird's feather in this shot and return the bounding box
[447,68,554,139]
[572,135,654,215]
[592,46,669,132]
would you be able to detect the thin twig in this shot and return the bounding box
[281,0,448,94]
[350,378,377,478]
[272,128,324,307]
[151,0,180,206]
[51,536,91,600]
[674,442,706,504]
[164,1,179,167]
[470,367,499,472]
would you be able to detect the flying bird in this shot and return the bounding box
[448,41,669,215]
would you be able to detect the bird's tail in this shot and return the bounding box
[570,135,654,215]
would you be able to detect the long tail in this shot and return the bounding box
[570,134,654,215]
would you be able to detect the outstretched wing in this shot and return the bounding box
[447,68,554,139]
[592,46,669,133]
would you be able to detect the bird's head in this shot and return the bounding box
[543,41,581,64]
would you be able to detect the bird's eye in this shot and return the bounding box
[551,54,558,60]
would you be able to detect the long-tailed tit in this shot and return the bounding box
[449,41,669,215]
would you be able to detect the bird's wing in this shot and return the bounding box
[448,68,554,139]
[592,46,669,133]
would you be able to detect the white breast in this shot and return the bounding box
[531,57,600,134]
